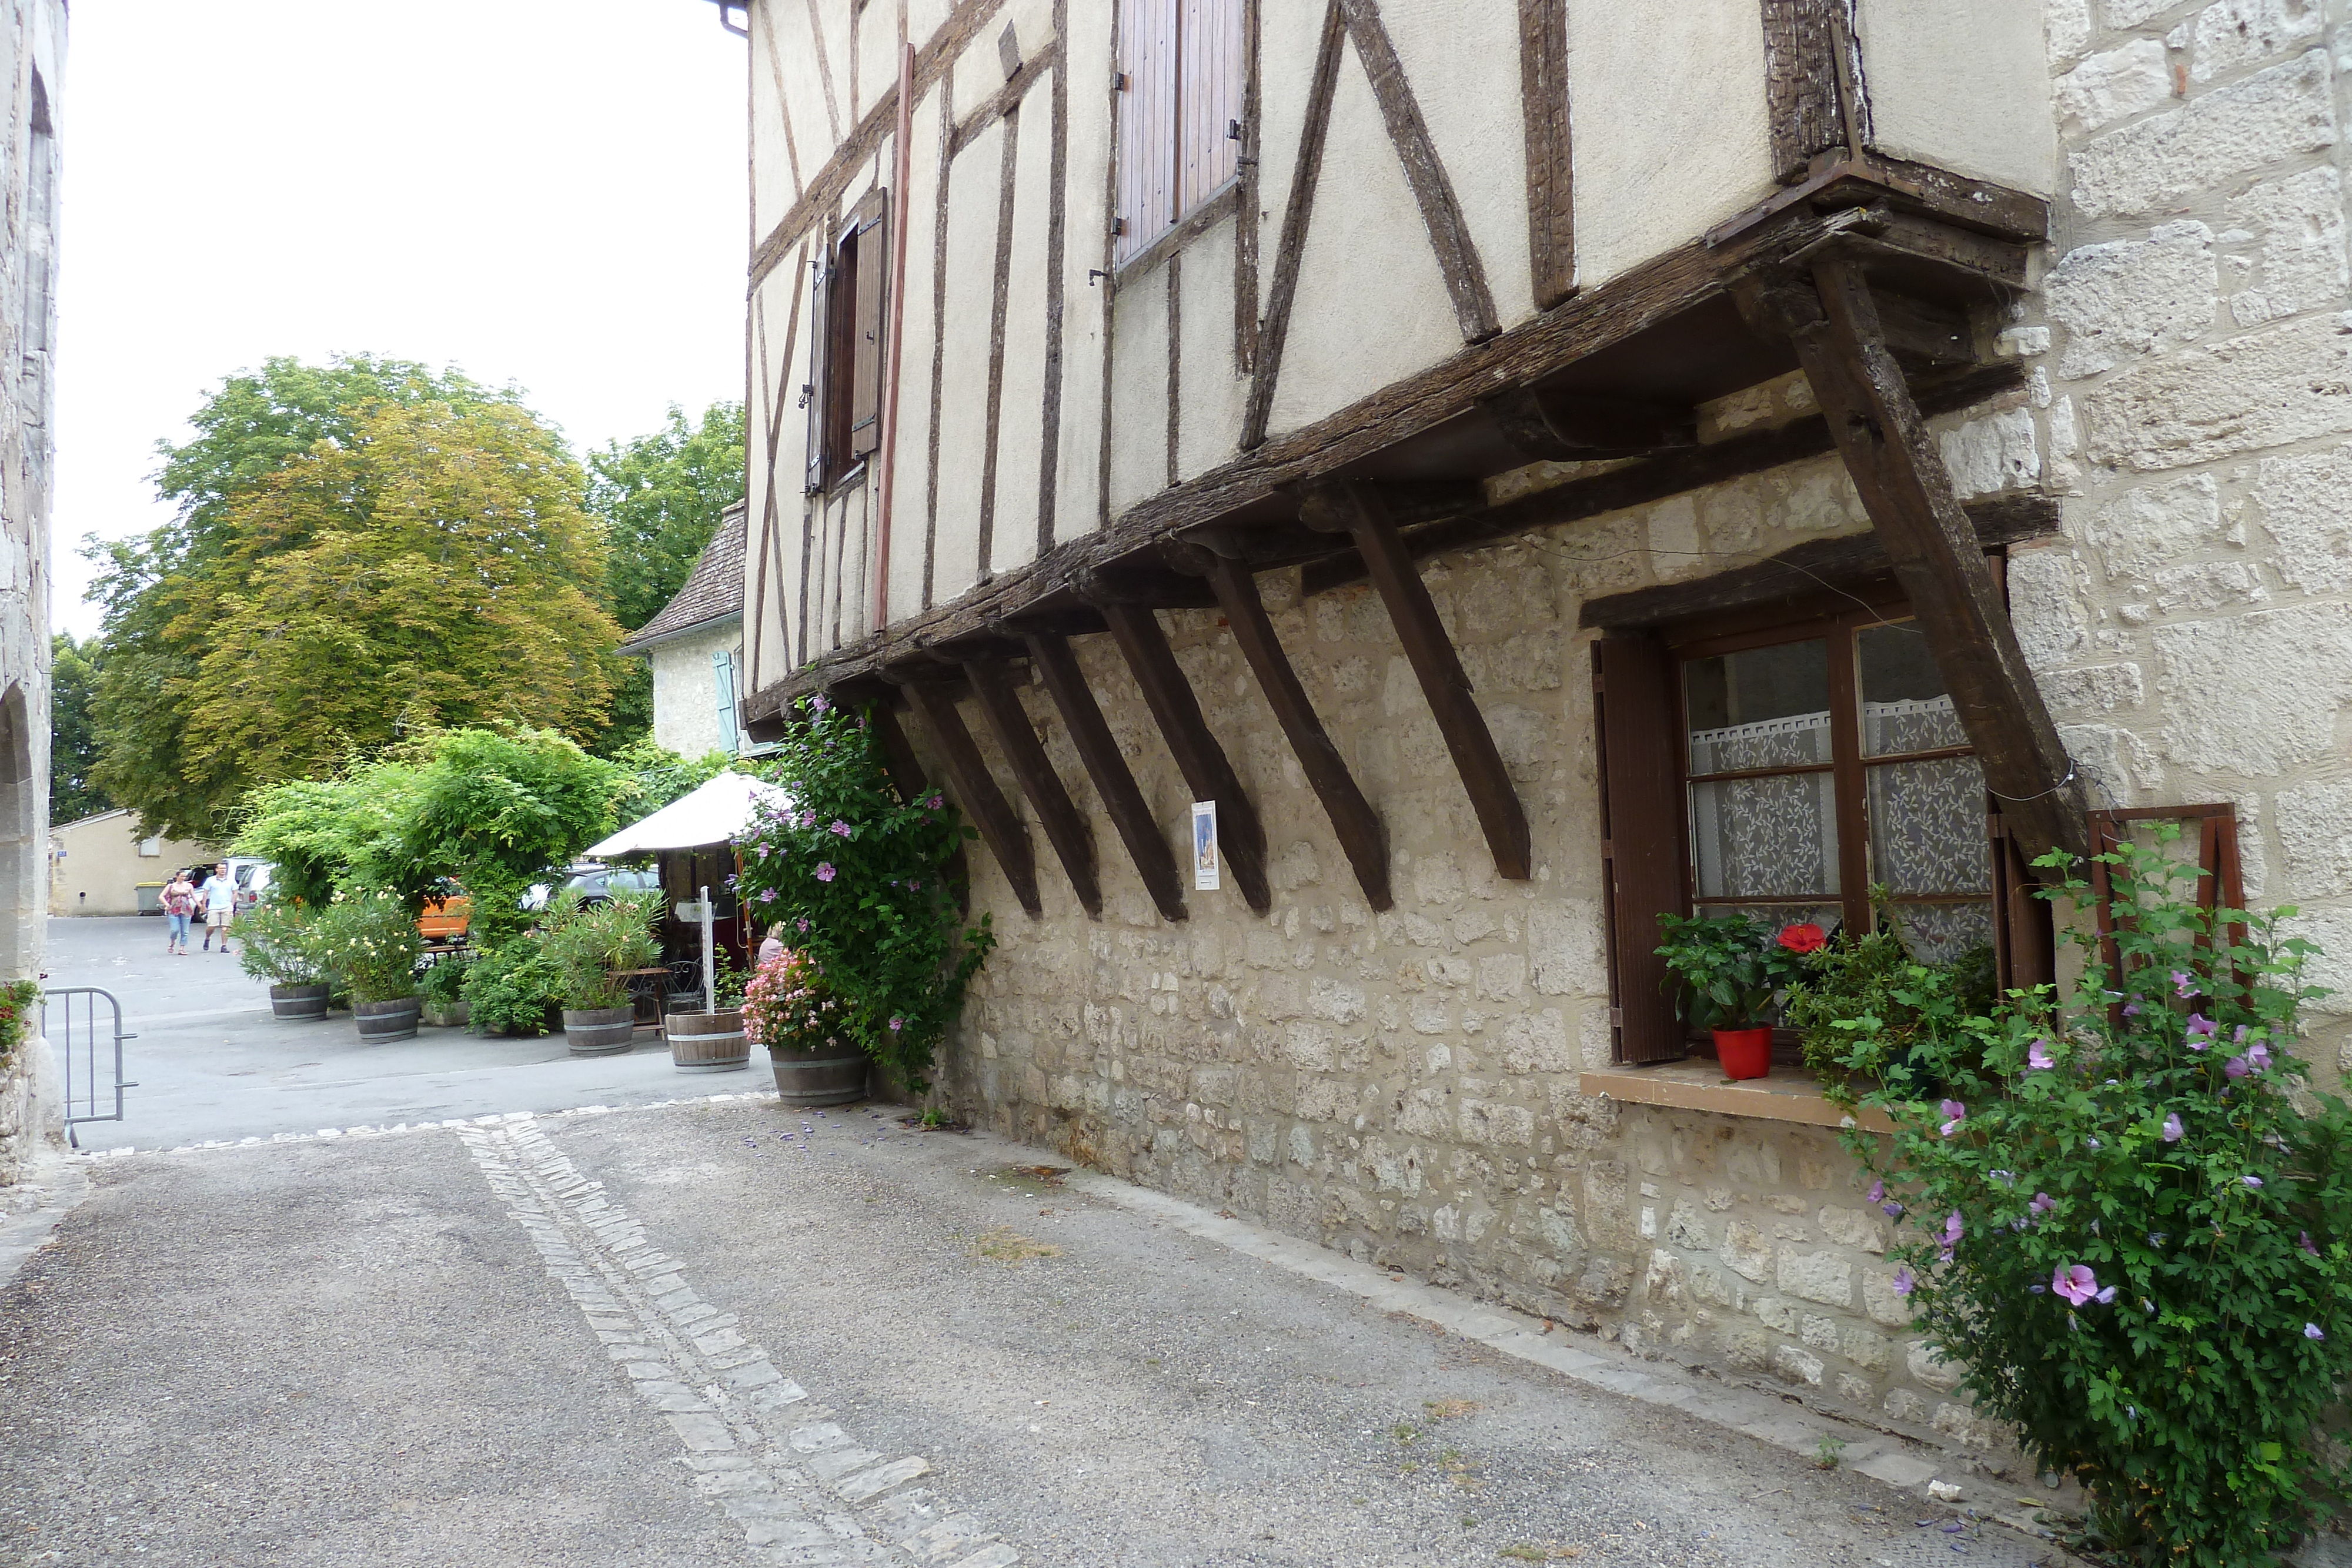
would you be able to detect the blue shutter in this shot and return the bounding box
[711,649,741,755]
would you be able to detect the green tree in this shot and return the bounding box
[48,632,110,824]
[88,356,609,838]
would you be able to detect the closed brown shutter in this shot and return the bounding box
[848,193,888,461]
[803,253,830,494]
[1116,0,1177,263]
[1596,635,1688,1065]
[1177,0,1242,213]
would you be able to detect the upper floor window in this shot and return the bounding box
[804,188,888,494]
[1114,0,1243,266]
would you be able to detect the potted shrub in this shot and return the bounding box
[236,901,332,1019]
[1653,913,1816,1078]
[743,947,867,1105]
[668,945,748,1074]
[315,891,425,1042]
[460,935,564,1038]
[419,954,472,1028]
[543,892,659,1055]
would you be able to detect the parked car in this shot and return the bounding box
[230,858,275,913]
[520,863,659,913]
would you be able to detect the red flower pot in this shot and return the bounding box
[1713,1027,1773,1080]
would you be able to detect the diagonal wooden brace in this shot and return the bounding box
[1025,632,1187,923]
[1737,254,2090,868]
[962,657,1102,919]
[1302,480,1533,881]
[899,679,1044,917]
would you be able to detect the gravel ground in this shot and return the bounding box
[0,1097,2052,1567]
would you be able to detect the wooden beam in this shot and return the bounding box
[1304,482,1531,881]
[1241,0,1346,452]
[1518,0,1574,309]
[900,680,1043,916]
[1759,0,1844,183]
[1026,632,1187,922]
[1091,600,1272,913]
[1341,0,1499,342]
[1739,255,2089,866]
[1180,546,1392,911]
[961,656,1101,917]
[1481,385,1695,461]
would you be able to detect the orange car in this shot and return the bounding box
[419,879,472,942]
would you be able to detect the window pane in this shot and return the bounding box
[1866,755,1991,895]
[1859,623,1967,755]
[1888,901,1996,965]
[1685,639,1832,772]
[1690,774,1842,899]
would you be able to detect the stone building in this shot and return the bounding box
[621,502,752,760]
[0,0,62,1187]
[720,0,2352,1461]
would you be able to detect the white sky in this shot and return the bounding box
[51,0,751,638]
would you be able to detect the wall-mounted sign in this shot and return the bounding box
[1191,800,1220,891]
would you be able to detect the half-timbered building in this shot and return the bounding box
[718,0,2352,1455]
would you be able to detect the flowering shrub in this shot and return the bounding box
[1654,913,1816,1029]
[1832,831,2351,1565]
[741,947,847,1054]
[1783,902,1996,1089]
[235,900,330,987]
[0,979,41,1069]
[310,891,423,1004]
[461,936,563,1036]
[731,698,992,1090]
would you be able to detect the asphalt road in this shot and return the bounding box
[0,1096,2043,1568]
[38,918,745,1149]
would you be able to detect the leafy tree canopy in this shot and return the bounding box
[589,400,746,633]
[48,632,110,825]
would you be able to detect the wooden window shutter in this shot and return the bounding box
[711,649,741,755]
[848,193,888,461]
[1596,636,1688,1065]
[1115,0,1177,263]
[803,253,831,494]
[1177,0,1242,215]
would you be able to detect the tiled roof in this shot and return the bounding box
[619,502,747,653]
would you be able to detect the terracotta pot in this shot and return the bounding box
[269,983,330,1021]
[768,1042,870,1107]
[563,1005,636,1055]
[667,1009,749,1074]
[1713,1026,1773,1080]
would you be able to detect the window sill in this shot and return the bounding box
[1579,1060,1893,1133]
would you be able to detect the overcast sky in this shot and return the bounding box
[51,0,750,637]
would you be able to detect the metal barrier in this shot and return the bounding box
[44,987,137,1148]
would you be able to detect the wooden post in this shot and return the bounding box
[1182,546,1392,911]
[1304,481,1531,881]
[1025,631,1187,922]
[961,657,1103,918]
[1092,600,1273,914]
[900,680,1043,916]
[1738,255,2090,867]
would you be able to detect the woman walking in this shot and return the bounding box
[162,868,196,955]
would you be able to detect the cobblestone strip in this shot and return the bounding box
[458,1114,1018,1568]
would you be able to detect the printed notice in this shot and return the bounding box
[1191,800,1220,891]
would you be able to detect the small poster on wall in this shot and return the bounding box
[1191,800,1220,892]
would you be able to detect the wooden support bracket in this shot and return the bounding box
[1170,543,1393,911]
[1735,255,2090,868]
[1302,481,1532,881]
[898,679,1044,917]
[1025,632,1186,922]
[1089,600,1271,912]
[962,657,1102,918]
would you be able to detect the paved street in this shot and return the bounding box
[0,1089,2055,1568]
[39,918,729,1150]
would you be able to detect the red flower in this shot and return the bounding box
[1776,922,1828,955]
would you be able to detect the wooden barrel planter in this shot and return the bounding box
[270,983,330,1021]
[768,1042,869,1106]
[355,997,421,1042]
[667,1010,749,1074]
[563,1005,636,1055]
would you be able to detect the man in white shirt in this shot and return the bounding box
[199,862,237,954]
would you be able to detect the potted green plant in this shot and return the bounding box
[418,954,472,1028]
[236,900,332,1019]
[314,891,425,1042]
[742,945,867,1105]
[1653,913,1817,1078]
[668,944,749,1074]
[460,935,565,1037]
[543,892,659,1055]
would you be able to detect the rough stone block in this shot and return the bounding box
[1778,1248,1855,1308]
[2040,664,2145,718]
[1719,1326,1774,1372]
[2178,0,2322,83]
[1936,407,2042,498]
[1475,954,1527,1002]
[2280,780,2352,898]
[1663,1198,1712,1251]
[1459,1098,1534,1148]
[2257,442,2352,593]
[1754,1295,1795,1332]
[1642,1248,1685,1307]
[2225,166,2347,328]
[2045,221,2217,378]
[2088,473,2223,582]
[1907,1339,1968,1392]
[2072,51,2334,220]
[2085,308,2352,472]
[1770,1343,1825,1387]
[1816,1206,1889,1255]
[2154,603,2352,772]
[1572,1256,1631,1308]
[1529,900,1603,997]
[1582,1161,1633,1246]
[2053,38,2171,135]
[1721,1219,1773,1284]
[1841,1325,1892,1372]
[1500,1009,1569,1073]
